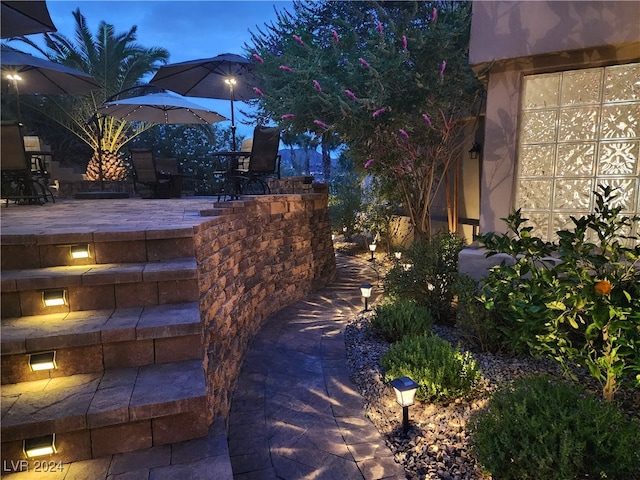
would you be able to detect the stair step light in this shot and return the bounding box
[23,434,56,458]
[29,351,57,371]
[42,289,67,307]
[70,244,90,259]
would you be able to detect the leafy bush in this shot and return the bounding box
[381,334,480,402]
[384,232,465,323]
[452,273,503,353]
[469,375,640,480]
[329,154,362,237]
[479,186,640,400]
[370,298,433,343]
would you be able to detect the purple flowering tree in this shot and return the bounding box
[248,1,482,239]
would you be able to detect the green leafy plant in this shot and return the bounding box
[384,231,464,323]
[370,298,433,343]
[381,334,480,402]
[452,273,503,353]
[329,153,362,237]
[479,186,640,401]
[469,375,640,480]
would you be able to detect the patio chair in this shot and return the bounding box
[155,156,197,197]
[129,148,176,198]
[212,125,281,199]
[1,121,55,206]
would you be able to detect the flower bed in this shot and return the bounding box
[345,313,640,480]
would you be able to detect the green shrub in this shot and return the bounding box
[370,298,433,343]
[479,186,640,400]
[469,375,640,480]
[381,334,480,402]
[452,273,504,353]
[383,232,465,323]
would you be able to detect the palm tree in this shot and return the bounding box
[16,9,169,181]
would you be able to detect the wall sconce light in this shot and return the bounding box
[368,242,377,261]
[42,289,67,307]
[394,251,402,260]
[70,244,90,259]
[23,434,56,458]
[390,376,420,434]
[468,141,482,160]
[29,351,57,371]
[360,282,372,312]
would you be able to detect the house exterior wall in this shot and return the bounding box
[469,0,640,234]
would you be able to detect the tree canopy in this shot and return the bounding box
[14,9,170,178]
[248,0,482,237]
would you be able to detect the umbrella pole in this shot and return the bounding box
[227,80,237,151]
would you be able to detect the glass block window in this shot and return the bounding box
[515,63,639,244]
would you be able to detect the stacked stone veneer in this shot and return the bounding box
[194,190,336,423]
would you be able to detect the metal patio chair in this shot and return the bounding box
[212,125,281,200]
[1,121,55,206]
[129,148,176,198]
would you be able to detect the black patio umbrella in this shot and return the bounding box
[150,53,257,150]
[1,0,56,38]
[1,46,101,95]
[1,46,101,122]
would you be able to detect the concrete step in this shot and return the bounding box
[1,302,201,384]
[1,227,196,270]
[1,359,209,466]
[0,258,198,318]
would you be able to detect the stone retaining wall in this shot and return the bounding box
[193,191,336,422]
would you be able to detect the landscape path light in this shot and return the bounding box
[368,242,377,261]
[390,376,420,434]
[360,282,372,312]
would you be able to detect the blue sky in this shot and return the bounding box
[42,1,293,137]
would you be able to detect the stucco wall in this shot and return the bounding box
[470,0,640,234]
[192,192,336,422]
[470,1,640,65]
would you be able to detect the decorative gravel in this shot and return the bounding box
[344,311,640,480]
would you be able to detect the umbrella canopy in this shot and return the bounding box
[1,1,56,38]
[96,91,229,124]
[150,53,256,100]
[150,53,257,149]
[1,46,101,95]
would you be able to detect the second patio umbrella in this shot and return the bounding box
[96,91,228,125]
[149,53,257,150]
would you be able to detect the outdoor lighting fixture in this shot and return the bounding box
[42,289,67,307]
[70,244,90,259]
[394,251,402,260]
[369,243,377,261]
[468,141,482,160]
[7,73,22,83]
[360,282,372,312]
[29,351,57,372]
[224,77,237,87]
[390,376,420,434]
[23,434,56,458]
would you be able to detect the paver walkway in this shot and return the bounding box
[228,254,405,480]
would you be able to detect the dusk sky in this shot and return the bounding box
[38,1,294,137]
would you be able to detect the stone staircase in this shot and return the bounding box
[0,227,211,471]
